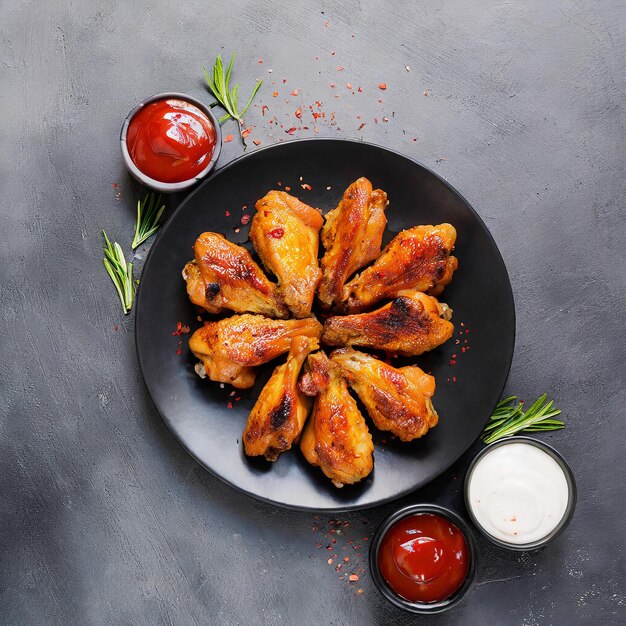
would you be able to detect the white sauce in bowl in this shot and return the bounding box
[467,442,569,545]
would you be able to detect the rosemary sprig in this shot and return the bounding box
[102,231,134,314]
[203,52,262,146]
[482,394,565,444]
[132,192,165,249]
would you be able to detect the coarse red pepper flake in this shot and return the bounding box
[301,183,312,190]
[295,108,302,119]
[241,214,251,225]
[291,89,299,96]
[336,66,345,71]
[172,321,190,336]
[224,134,234,143]
[242,128,252,139]
[357,86,363,93]
[284,186,291,191]
[253,139,261,146]
[285,127,297,134]
[269,228,284,239]
[261,104,269,116]
[225,210,231,217]
[346,83,353,89]
[349,574,359,582]
[114,325,118,331]
[272,91,278,97]
[227,402,233,409]
[330,83,336,88]
[357,123,366,130]
[378,82,387,90]
[423,90,429,96]
[258,58,263,63]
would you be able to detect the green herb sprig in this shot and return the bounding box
[102,230,134,314]
[204,53,262,146]
[132,192,165,249]
[482,394,565,444]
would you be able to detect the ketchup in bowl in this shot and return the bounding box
[126,98,217,184]
[377,513,469,604]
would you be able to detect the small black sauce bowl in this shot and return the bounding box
[120,92,222,193]
[464,436,577,551]
[369,503,478,615]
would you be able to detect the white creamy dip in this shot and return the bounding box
[467,442,569,545]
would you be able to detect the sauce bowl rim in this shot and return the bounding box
[463,435,577,551]
[120,92,222,193]
[369,503,478,614]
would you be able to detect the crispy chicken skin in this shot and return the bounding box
[251,191,323,318]
[341,224,458,313]
[243,336,318,461]
[322,291,454,356]
[183,232,289,318]
[331,348,439,441]
[189,315,323,389]
[299,352,374,487]
[317,177,388,310]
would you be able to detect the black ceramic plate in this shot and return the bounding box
[136,139,515,511]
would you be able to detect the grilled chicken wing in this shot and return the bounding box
[341,224,458,313]
[331,348,438,441]
[189,315,323,389]
[183,232,289,318]
[299,352,374,487]
[317,177,388,310]
[243,336,318,461]
[251,191,323,318]
[322,291,453,356]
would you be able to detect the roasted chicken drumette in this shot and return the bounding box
[189,314,322,389]
[243,336,318,461]
[317,177,388,310]
[183,232,289,318]
[299,351,374,487]
[341,224,458,313]
[251,191,323,318]
[322,291,453,356]
[331,348,439,441]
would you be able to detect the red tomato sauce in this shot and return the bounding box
[378,513,469,603]
[127,98,216,183]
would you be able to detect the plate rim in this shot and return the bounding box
[135,137,516,512]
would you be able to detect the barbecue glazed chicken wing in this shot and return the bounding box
[331,348,439,441]
[322,291,453,356]
[183,232,289,318]
[243,336,318,461]
[341,224,458,313]
[251,191,323,318]
[189,314,323,389]
[317,177,388,310]
[299,352,374,487]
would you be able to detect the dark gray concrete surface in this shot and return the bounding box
[1,1,624,624]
